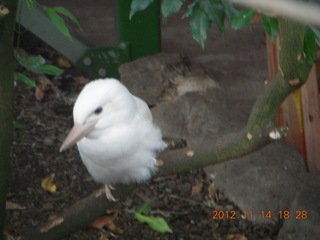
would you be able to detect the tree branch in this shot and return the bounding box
[23,19,312,240]
[226,0,320,27]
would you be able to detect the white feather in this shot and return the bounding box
[73,78,165,185]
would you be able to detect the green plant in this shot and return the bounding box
[25,0,82,41]
[131,0,319,65]
[14,0,82,87]
[134,202,173,233]
[14,54,64,87]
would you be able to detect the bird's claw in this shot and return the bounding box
[105,184,117,201]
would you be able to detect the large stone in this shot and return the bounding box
[206,142,320,239]
[277,173,320,240]
[206,143,306,224]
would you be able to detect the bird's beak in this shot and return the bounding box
[59,120,97,152]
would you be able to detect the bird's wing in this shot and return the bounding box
[133,96,153,122]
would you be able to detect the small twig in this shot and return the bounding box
[125,209,188,217]
[167,194,212,208]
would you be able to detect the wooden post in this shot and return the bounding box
[266,34,320,171]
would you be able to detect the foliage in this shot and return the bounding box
[24,0,81,41]
[15,0,82,87]
[231,8,255,30]
[43,6,82,41]
[14,54,64,87]
[130,0,319,65]
[134,202,173,233]
[261,15,278,42]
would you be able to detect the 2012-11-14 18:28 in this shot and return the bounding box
[212,210,308,220]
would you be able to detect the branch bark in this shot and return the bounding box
[226,0,320,27]
[0,1,18,239]
[23,19,311,240]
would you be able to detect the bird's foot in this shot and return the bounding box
[105,184,117,202]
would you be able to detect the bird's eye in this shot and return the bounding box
[94,106,103,114]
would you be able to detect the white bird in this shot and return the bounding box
[60,78,165,201]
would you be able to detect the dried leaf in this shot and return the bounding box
[40,217,64,233]
[155,159,164,166]
[186,150,194,157]
[41,173,57,193]
[225,233,247,240]
[57,56,71,68]
[35,83,48,101]
[90,215,114,230]
[6,201,26,210]
[190,183,203,197]
[74,76,90,85]
[90,210,123,234]
[208,183,217,199]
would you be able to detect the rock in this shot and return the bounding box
[206,143,306,224]
[119,53,186,105]
[152,91,246,146]
[277,173,320,240]
[206,142,320,238]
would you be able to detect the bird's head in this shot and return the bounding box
[59,78,136,152]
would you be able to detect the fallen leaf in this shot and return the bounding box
[225,233,247,240]
[208,183,217,200]
[6,201,26,210]
[35,83,48,101]
[155,159,164,166]
[135,213,173,233]
[190,183,203,197]
[40,217,64,233]
[99,233,109,240]
[90,210,123,234]
[90,215,115,230]
[57,56,71,68]
[41,173,57,193]
[74,76,90,85]
[186,150,194,157]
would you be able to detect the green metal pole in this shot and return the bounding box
[115,0,161,60]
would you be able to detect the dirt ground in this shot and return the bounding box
[5,1,276,239]
[7,78,277,240]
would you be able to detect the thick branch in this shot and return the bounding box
[226,0,320,27]
[24,20,312,240]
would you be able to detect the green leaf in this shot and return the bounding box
[261,15,278,42]
[304,27,316,65]
[222,2,238,20]
[162,0,185,19]
[135,202,151,214]
[15,54,45,71]
[14,72,36,88]
[26,0,38,8]
[199,0,225,34]
[130,0,154,19]
[49,7,82,31]
[231,8,256,30]
[43,7,72,41]
[310,27,320,44]
[13,122,29,130]
[135,213,173,233]
[182,1,198,19]
[189,3,212,49]
[35,64,64,76]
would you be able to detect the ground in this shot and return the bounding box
[4,1,282,239]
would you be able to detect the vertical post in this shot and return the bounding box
[115,0,161,60]
[0,0,18,238]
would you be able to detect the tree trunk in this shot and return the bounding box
[0,0,18,238]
